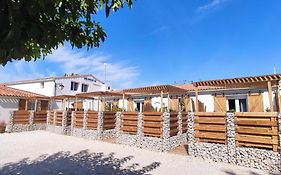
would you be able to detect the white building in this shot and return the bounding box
[4,74,110,110]
[0,85,47,123]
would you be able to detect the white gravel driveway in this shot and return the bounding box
[0,131,273,175]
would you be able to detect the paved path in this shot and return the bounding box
[0,131,272,175]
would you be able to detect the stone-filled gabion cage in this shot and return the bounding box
[116,111,188,152]
[7,110,47,133]
[46,110,72,135]
[71,110,117,140]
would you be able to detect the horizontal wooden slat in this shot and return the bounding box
[195,131,226,140]
[236,120,277,126]
[236,135,278,145]
[236,127,277,136]
[195,124,226,132]
[235,112,278,117]
[195,117,226,124]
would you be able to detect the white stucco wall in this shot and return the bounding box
[8,81,55,96]
[55,77,106,96]
[0,97,19,123]
[198,94,214,112]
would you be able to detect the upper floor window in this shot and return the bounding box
[81,84,89,92]
[40,82,44,89]
[70,81,79,91]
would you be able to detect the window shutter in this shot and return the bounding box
[247,93,264,112]
[214,95,226,112]
[169,96,178,112]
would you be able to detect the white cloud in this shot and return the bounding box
[0,46,139,89]
[46,46,139,89]
[197,0,228,13]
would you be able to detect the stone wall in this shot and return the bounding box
[116,112,188,152]
[187,112,281,172]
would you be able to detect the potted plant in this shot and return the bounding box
[0,120,6,133]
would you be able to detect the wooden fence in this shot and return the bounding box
[73,111,84,128]
[48,111,54,125]
[103,112,116,130]
[195,112,226,144]
[182,112,188,133]
[235,112,278,151]
[143,112,163,138]
[121,112,138,134]
[169,112,178,137]
[55,111,63,126]
[13,110,29,124]
[34,111,47,124]
[87,111,98,129]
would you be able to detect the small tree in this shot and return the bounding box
[0,0,133,65]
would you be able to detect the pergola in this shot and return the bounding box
[193,74,281,112]
[50,95,76,111]
[123,85,187,112]
[76,91,130,111]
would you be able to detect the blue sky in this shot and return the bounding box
[1,0,281,89]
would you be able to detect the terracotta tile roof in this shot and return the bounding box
[0,85,47,99]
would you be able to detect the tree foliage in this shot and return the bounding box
[0,0,133,65]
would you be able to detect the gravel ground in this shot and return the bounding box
[0,131,273,175]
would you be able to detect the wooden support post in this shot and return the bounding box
[160,91,163,112]
[61,99,64,110]
[122,91,125,111]
[277,83,281,112]
[267,81,274,112]
[75,97,78,111]
[167,94,170,112]
[34,99,38,112]
[25,99,28,111]
[97,97,100,112]
[195,88,199,112]
[66,98,69,111]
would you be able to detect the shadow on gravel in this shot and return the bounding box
[0,149,161,175]
[224,170,281,175]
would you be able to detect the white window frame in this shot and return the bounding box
[81,83,89,92]
[70,81,79,91]
[226,95,248,112]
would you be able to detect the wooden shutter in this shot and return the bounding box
[198,100,206,112]
[184,97,191,112]
[214,95,226,112]
[127,98,134,112]
[169,96,178,112]
[143,98,153,112]
[19,99,26,110]
[41,100,49,110]
[247,93,264,112]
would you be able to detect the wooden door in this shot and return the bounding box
[214,95,226,112]
[247,93,264,112]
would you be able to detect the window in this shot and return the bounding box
[70,81,79,91]
[40,82,44,89]
[227,96,248,112]
[228,99,236,111]
[81,84,89,92]
[239,99,247,112]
